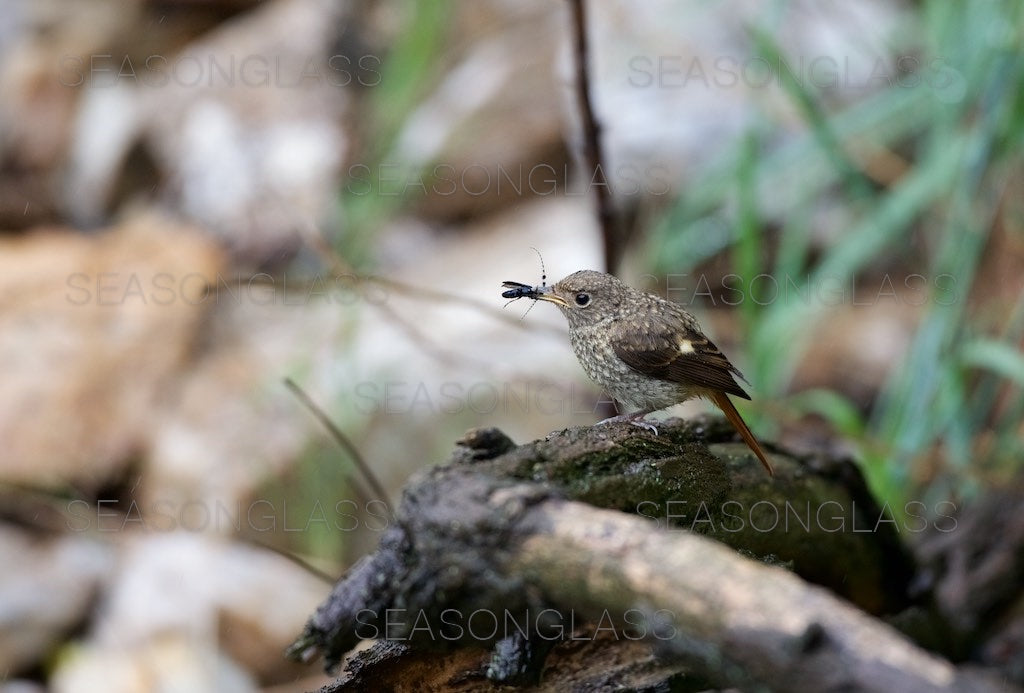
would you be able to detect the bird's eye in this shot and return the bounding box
[574,293,591,307]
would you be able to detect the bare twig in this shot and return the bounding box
[568,0,620,274]
[286,209,567,336]
[366,275,564,336]
[283,378,391,506]
[242,537,338,585]
[369,289,583,399]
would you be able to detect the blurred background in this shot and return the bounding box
[0,0,1022,691]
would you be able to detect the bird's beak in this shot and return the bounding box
[534,285,568,307]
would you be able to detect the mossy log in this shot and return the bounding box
[288,417,1014,692]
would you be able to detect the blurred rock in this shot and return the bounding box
[0,682,46,693]
[50,531,329,691]
[0,525,112,675]
[0,214,223,488]
[389,1,567,222]
[63,0,352,266]
[142,272,351,516]
[0,0,143,230]
[1,0,351,249]
[52,633,255,693]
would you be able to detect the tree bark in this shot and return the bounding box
[288,418,1016,692]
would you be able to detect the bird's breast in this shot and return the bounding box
[567,322,692,411]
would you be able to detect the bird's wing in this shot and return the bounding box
[610,313,751,399]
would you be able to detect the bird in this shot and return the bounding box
[502,270,774,476]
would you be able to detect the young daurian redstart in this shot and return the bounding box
[503,270,774,476]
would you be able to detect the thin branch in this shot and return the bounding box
[568,0,620,274]
[242,536,338,585]
[365,275,565,337]
[288,207,566,336]
[370,292,582,397]
[283,378,391,506]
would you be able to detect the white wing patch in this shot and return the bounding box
[678,339,695,354]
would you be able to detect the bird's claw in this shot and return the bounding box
[597,414,659,435]
[630,420,659,435]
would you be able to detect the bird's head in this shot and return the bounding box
[533,270,630,329]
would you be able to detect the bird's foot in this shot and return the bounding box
[629,420,659,435]
[597,411,658,435]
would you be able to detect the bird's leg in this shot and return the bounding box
[597,409,659,435]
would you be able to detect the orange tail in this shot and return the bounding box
[709,391,774,477]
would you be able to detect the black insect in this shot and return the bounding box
[500,281,537,300]
[501,248,547,318]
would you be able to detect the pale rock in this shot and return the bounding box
[0,525,112,675]
[0,214,222,488]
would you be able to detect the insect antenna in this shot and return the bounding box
[531,246,547,290]
[518,298,538,319]
[518,247,547,319]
